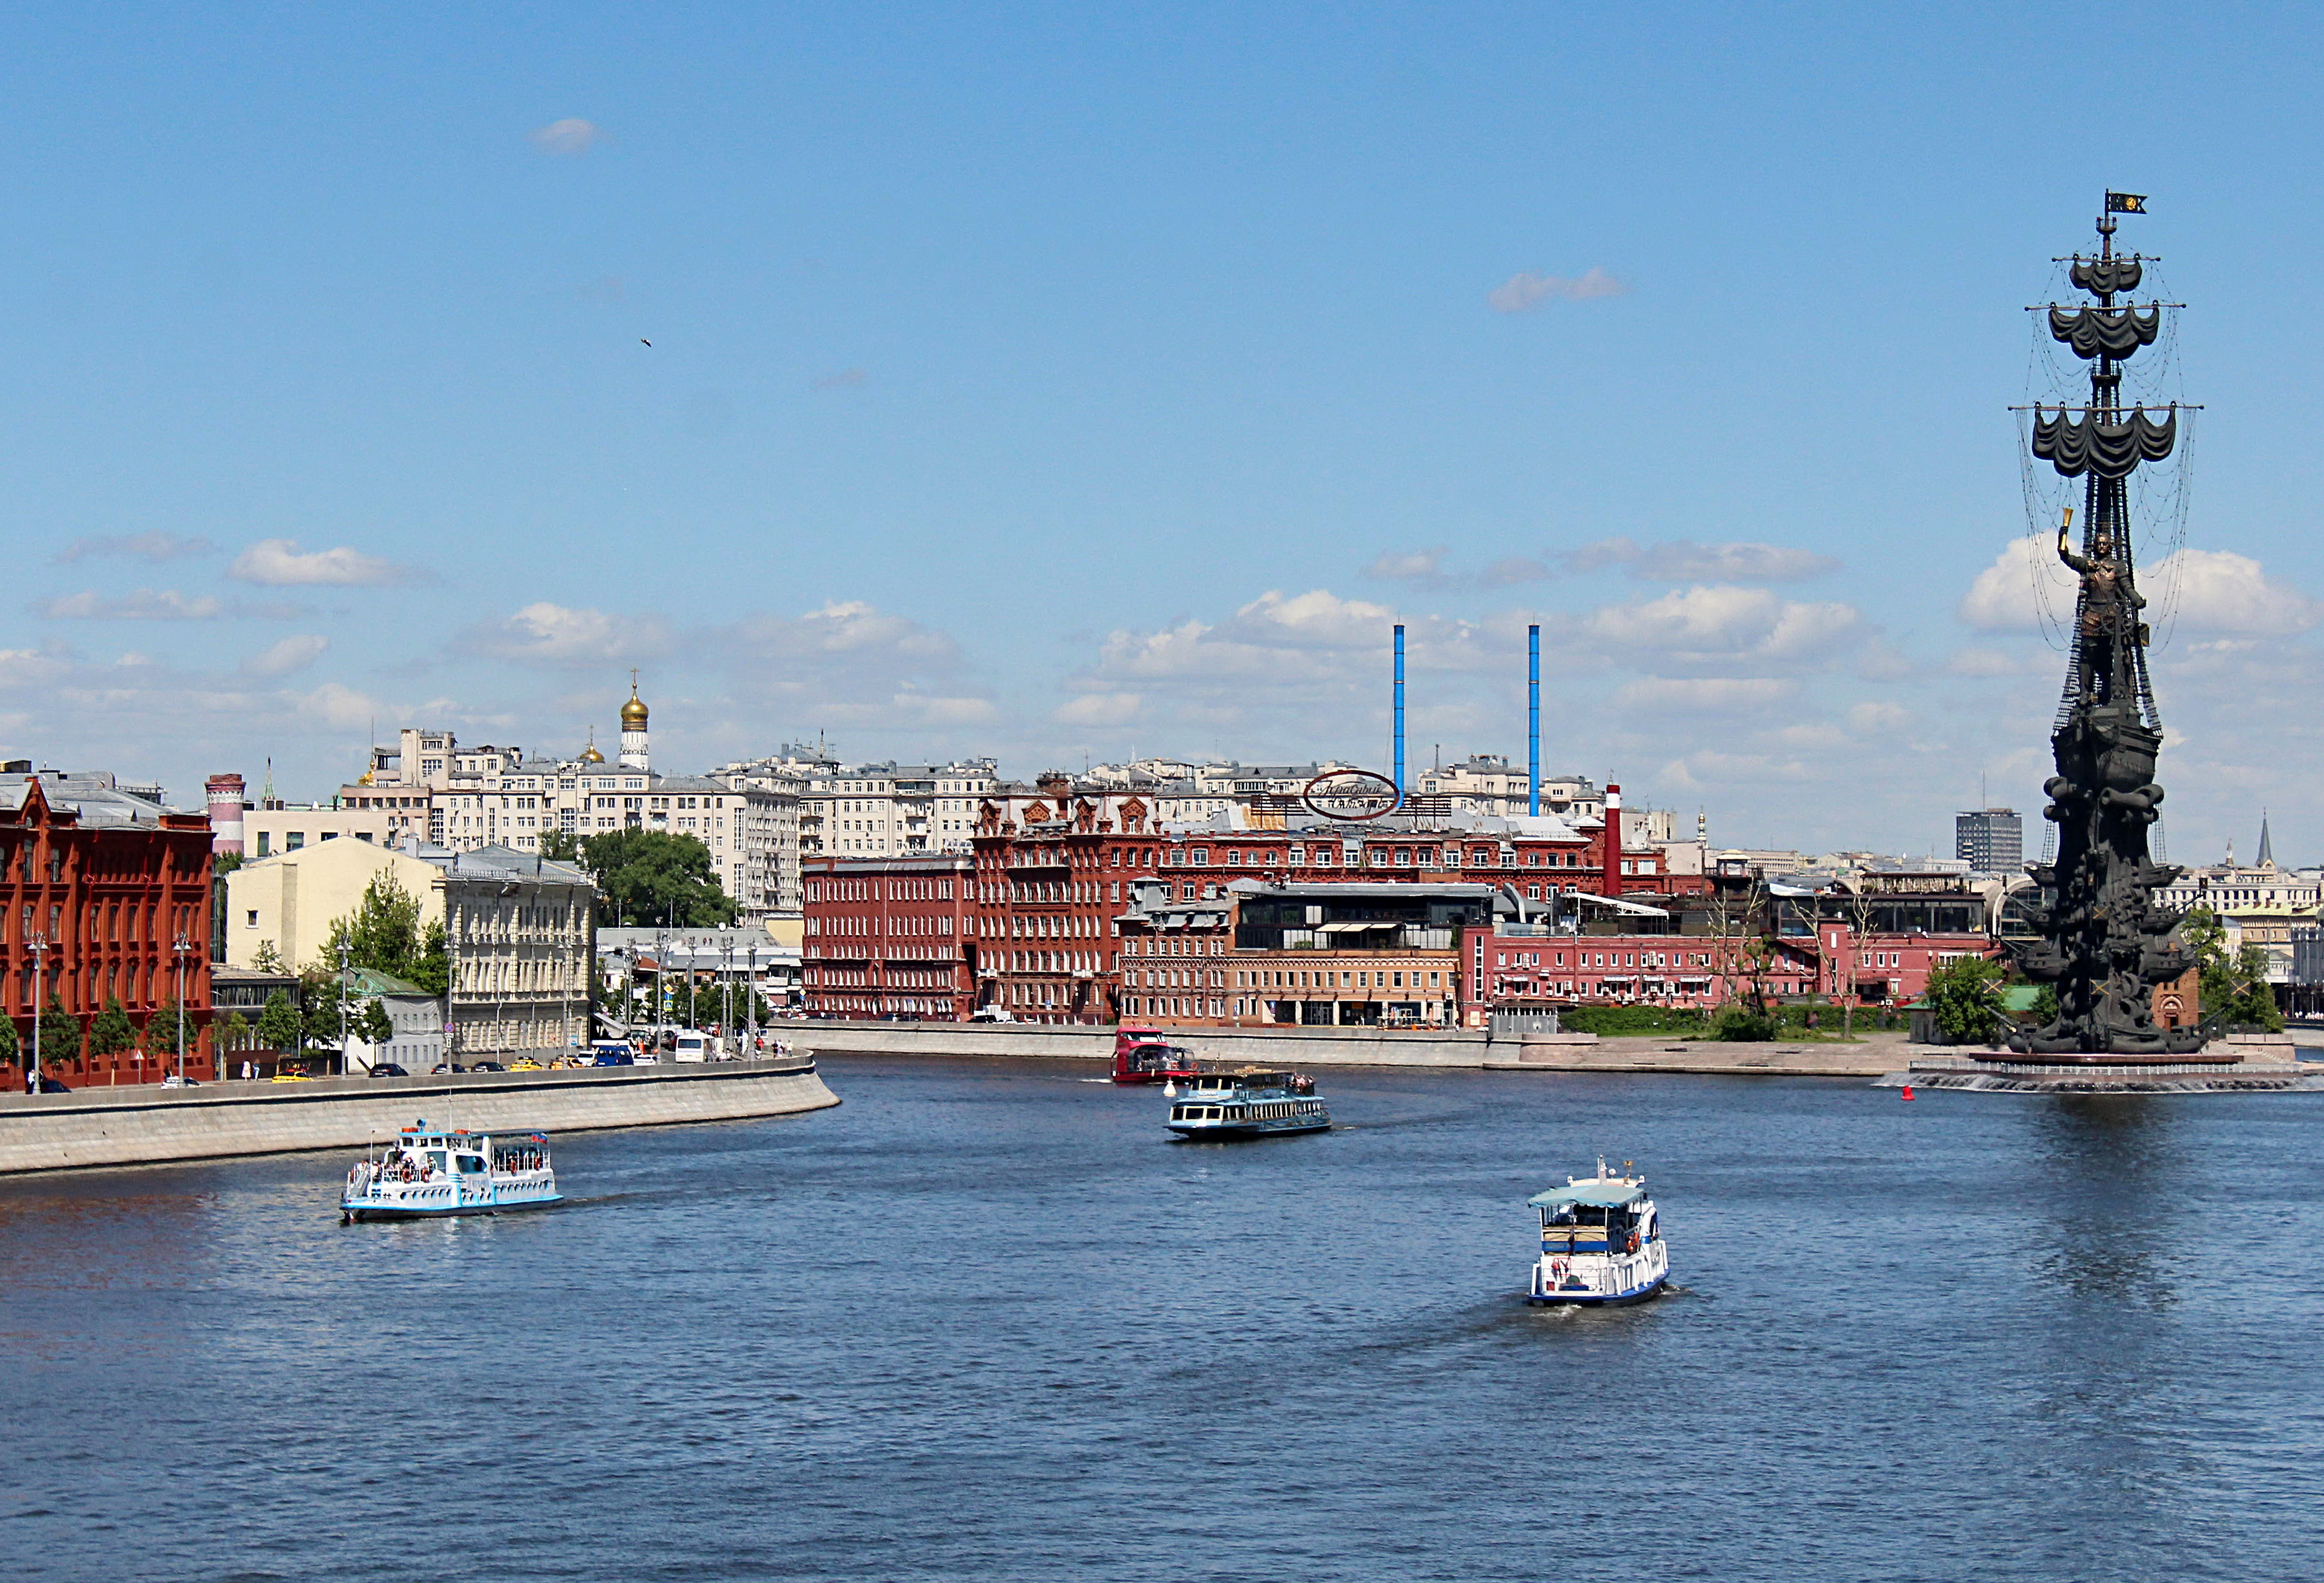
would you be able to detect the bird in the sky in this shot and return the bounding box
[640,338,651,346]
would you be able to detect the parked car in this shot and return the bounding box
[429,1062,466,1075]
[510,1057,544,1071]
[670,1032,713,1063]
[470,1060,507,1073]
[26,1074,71,1094]
[590,1047,635,1067]
[161,1073,200,1088]
[366,1063,410,1079]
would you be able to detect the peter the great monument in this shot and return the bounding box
[2005,193,2205,1060]
[1904,196,2309,1091]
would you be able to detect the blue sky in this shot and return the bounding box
[3,3,2319,861]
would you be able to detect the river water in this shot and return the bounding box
[3,1057,2320,1581]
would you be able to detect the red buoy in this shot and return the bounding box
[1901,1084,1915,1101]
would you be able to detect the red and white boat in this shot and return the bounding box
[1111,1025,1199,1084]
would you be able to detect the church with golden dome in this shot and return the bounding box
[331,674,803,931]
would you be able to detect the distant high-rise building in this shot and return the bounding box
[1955,807,2023,873]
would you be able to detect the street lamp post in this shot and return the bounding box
[171,932,192,1083]
[721,937,734,1047]
[745,942,761,1055]
[338,937,351,1076]
[26,935,48,1094]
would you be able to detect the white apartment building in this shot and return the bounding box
[716,748,998,859]
[340,683,799,922]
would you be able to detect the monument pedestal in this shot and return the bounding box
[1878,1042,2317,1093]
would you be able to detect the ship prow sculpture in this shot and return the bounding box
[2001,194,2212,1060]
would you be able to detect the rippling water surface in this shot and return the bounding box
[4,1057,2321,1581]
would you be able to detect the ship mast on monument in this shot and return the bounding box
[2004,192,2208,1057]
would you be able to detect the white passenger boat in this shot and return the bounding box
[1526,1160,1668,1305]
[340,1120,563,1222]
[1165,1068,1330,1139]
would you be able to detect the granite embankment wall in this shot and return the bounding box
[775,1020,1925,1078]
[777,1020,1499,1068]
[0,1058,839,1176]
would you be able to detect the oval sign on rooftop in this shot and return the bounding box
[1302,769,1403,821]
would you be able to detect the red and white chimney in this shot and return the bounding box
[207,772,246,857]
[1602,783,1623,896]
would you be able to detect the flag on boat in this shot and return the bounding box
[2105,192,2147,214]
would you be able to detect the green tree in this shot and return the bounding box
[2180,905,2284,1031]
[255,990,301,1052]
[215,852,244,876]
[216,1009,250,1050]
[87,995,136,1060]
[0,1016,17,1067]
[577,829,736,927]
[144,997,189,1064]
[537,829,579,862]
[1926,954,2008,1044]
[300,965,349,1050]
[251,939,286,974]
[321,871,450,996]
[37,998,82,1066]
[356,997,395,1047]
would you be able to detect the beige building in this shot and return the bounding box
[224,837,446,972]
[243,803,394,860]
[442,847,594,1059]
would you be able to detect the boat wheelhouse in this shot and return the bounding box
[1113,1024,1199,1084]
[1526,1161,1668,1305]
[340,1120,563,1222]
[1165,1068,1329,1139]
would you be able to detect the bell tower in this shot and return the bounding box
[619,671,650,770]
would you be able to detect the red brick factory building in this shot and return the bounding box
[800,774,1709,1024]
[2,769,217,1086]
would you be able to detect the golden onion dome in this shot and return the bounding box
[620,685,649,728]
[580,728,606,764]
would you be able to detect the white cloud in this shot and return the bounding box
[298,682,379,729]
[1361,547,1448,584]
[1480,556,1552,587]
[1488,267,1629,312]
[1959,537,2082,631]
[0,643,72,686]
[1582,585,1867,671]
[1847,701,1912,733]
[465,602,671,665]
[813,368,868,391]
[730,600,956,662]
[1615,676,1798,713]
[230,538,423,587]
[1567,537,1839,582]
[244,635,330,677]
[52,531,216,564]
[2148,548,2323,635]
[38,588,224,620]
[528,117,604,155]
[1958,539,2321,638]
[1054,692,1145,727]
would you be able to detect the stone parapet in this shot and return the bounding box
[0,1058,837,1175]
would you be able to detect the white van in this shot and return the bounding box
[670,1031,713,1064]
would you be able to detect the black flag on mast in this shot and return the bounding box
[2106,192,2148,214]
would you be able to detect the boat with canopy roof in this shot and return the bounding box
[1526,1159,1668,1305]
[339,1119,563,1222]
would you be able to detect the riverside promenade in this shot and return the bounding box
[0,1055,839,1175]
[774,1019,1912,1077]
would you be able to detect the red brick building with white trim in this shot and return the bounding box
[3,774,216,1085]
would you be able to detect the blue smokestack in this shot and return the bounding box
[1528,624,1541,817]
[1392,624,1406,793]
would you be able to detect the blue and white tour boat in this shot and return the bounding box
[340,1120,563,1222]
[1165,1068,1329,1139]
[1526,1159,1669,1305]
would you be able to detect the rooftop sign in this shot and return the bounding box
[1301,769,1403,822]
